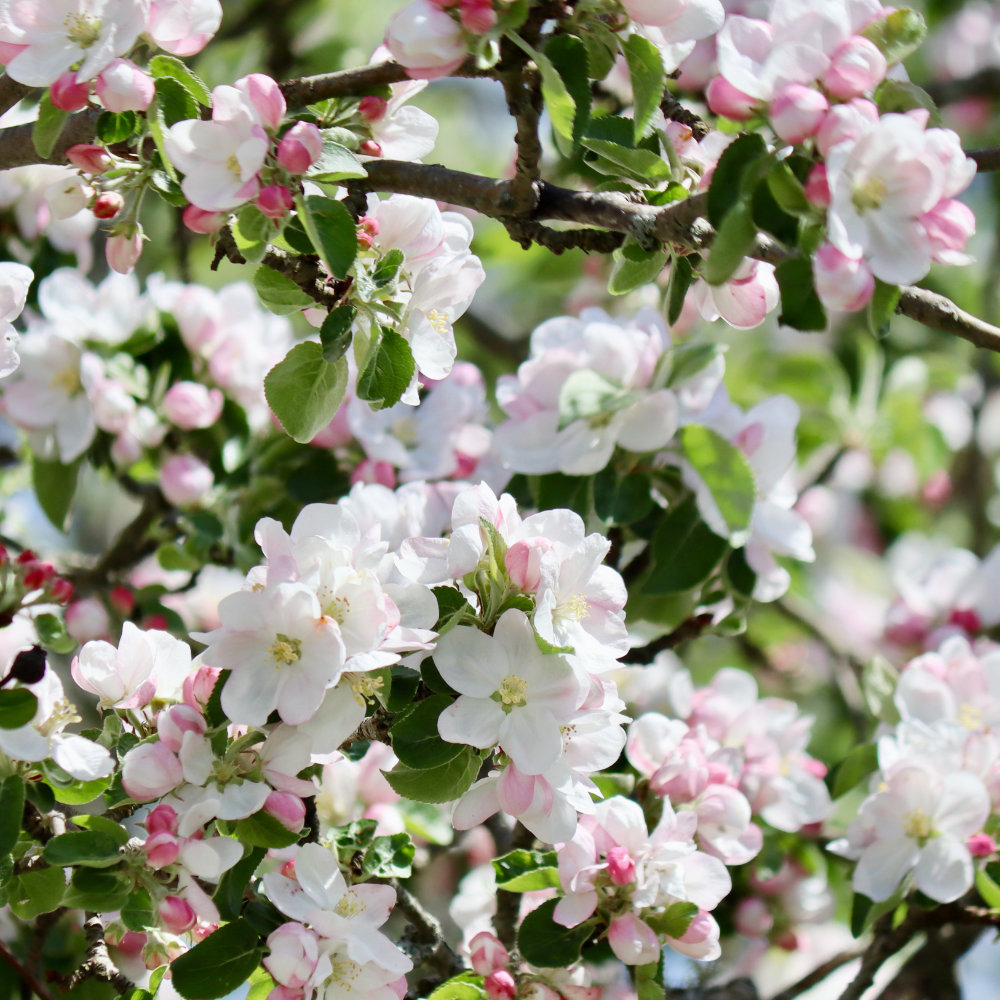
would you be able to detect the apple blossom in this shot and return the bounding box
[385,0,467,79]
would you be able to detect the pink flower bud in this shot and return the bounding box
[672,911,720,960]
[96,58,155,112]
[237,73,286,130]
[967,832,997,857]
[359,96,388,122]
[608,913,659,965]
[65,598,110,642]
[182,204,227,234]
[265,923,320,988]
[823,36,887,100]
[109,585,135,616]
[159,895,197,934]
[50,72,90,111]
[485,970,517,1000]
[813,243,874,313]
[385,0,467,80]
[815,98,878,157]
[605,845,636,886]
[264,791,307,832]
[706,76,757,121]
[48,577,74,604]
[276,122,323,174]
[460,0,497,33]
[950,608,981,635]
[359,139,383,157]
[267,988,305,1000]
[145,803,178,836]
[183,665,221,709]
[769,84,828,143]
[163,381,225,430]
[106,227,144,274]
[258,184,294,219]
[144,831,180,868]
[122,742,183,801]
[23,563,55,590]
[804,163,830,207]
[93,192,124,220]
[469,932,509,975]
[921,198,975,264]
[504,537,551,593]
[160,454,214,507]
[157,703,207,753]
[350,459,396,488]
[734,898,773,937]
[66,143,112,174]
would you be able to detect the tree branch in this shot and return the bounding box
[62,914,135,995]
[768,947,866,1000]
[0,936,56,1000]
[967,147,1000,172]
[923,68,1000,106]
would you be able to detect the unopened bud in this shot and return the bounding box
[93,191,124,220]
[50,72,90,111]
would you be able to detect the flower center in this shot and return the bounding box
[496,674,528,709]
[50,367,81,395]
[425,308,451,335]
[392,416,419,445]
[851,174,888,214]
[902,808,935,843]
[556,593,590,623]
[269,633,302,667]
[334,891,367,918]
[349,673,384,706]
[330,956,362,987]
[64,13,102,48]
[958,703,982,730]
[225,152,243,178]
[321,592,350,624]
[38,697,79,737]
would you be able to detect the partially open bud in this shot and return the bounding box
[66,144,112,174]
[50,72,90,111]
[159,895,197,934]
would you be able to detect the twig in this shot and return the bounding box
[967,147,1000,172]
[501,66,544,215]
[768,946,866,1000]
[61,914,135,994]
[0,936,56,1000]
[629,613,716,663]
[896,285,1000,353]
[924,68,1000,106]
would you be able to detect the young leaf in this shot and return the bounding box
[493,849,560,892]
[666,255,695,326]
[7,866,66,920]
[252,265,314,315]
[516,898,594,967]
[681,424,757,541]
[0,776,24,857]
[862,8,927,64]
[232,812,302,849]
[214,846,266,922]
[829,742,879,799]
[33,93,69,159]
[264,342,348,444]
[623,34,666,142]
[320,305,357,363]
[390,694,465,769]
[645,494,729,594]
[361,832,415,879]
[170,919,264,1000]
[43,830,124,868]
[382,746,480,803]
[609,240,669,296]
[97,110,139,143]
[702,200,757,286]
[357,327,416,410]
[544,34,591,150]
[707,133,767,228]
[306,134,368,182]
[427,974,486,1000]
[0,689,38,730]
[581,138,672,184]
[593,468,654,525]
[509,36,577,143]
[776,257,827,332]
[149,54,212,105]
[297,195,357,279]
[867,278,901,337]
[32,456,81,530]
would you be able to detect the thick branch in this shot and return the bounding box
[62,914,134,995]
[967,146,1000,172]
[391,881,465,998]
[0,75,31,117]
[0,108,101,168]
[897,286,1000,353]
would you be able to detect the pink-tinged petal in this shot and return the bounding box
[608,913,660,965]
[296,842,347,909]
[500,705,562,775]
[913,837,974,903]
[453,776,501,829]
[553,891,599,927]
[854,837,919,902]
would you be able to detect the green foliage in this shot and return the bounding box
[862,8,927,64]
[391,695,464,769]
[493,848,560,891]
[297,195,358,279]
[32,456,81,530]
[43,830,124,867]
[680,425,757,542]
[264,342,349,443]
[776,258,827,332]
[623,35,666,142]
[357,326,416,410]
[0,777,23,858]
[0,689,38,730]
[645,494,729,594]
[516,898,595,967]
[170,919,264,1000]
[306,133,368,182]
[149,54,213,105]
[32,94,69,160]
[253,266,314,314]
[382,746,481,803]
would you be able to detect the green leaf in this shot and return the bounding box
[509,36,577,142]
[666,255,695,326]
[306,133,368,182]
[662,341,723,390]
[154,76,199,126]
[0,689,37,730]
[767,160,813,217]
[232,811,302,849]
[264,342,348,444]
[361,832,415,879]
[7,866,65,919]
[373,248,405,287]
[0,777,24,857]
[149,54,212,105]
[214,846,266,922]
[516,898,594,967]
[873,79,941,125]
[707,133,767,228]
[253,265,314,315]
[776,257,827,332]
[357,326,416,410]
[33,93,69,159]
[63,863,130,912]
[391,694,464,769]
[382,746,480,803]
[43,830,123,868]
[829,743,879,799]
[232,204,270,262]
[593,468,654,525]
[34,612,76,655]
[609,240,669,295]
[171,919,264,1000]
[681,424,757,541]
[42,765,109,805]
[71,814,130,846]
[558,369,634,428]
[702,200,757,286]
[247,967,278,1000]
[432,587,478,636]
[297,195,357,279]
[646,494,729,594]
[427,973,486,1000]
[97,111,139,143]
[320,306,356,363]
[862,8,927,64]
[121,888,155,933]
[544,34,592,149]
[581,138,671,184]
[645,900,698,939]
[623,34,665,142]
[976,867,1000,909]
[635,956,664,1000]
[493,849,560,892]
[32,455,81,530]
[867,278,901,337]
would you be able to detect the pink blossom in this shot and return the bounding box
[146,0,223,56]
[706,76,757,119]
[804,163,830,206]
[160,453,214,507]
[65,598,110,642]
[144,831,180,868]
[823,36,887,99]
[106,227,144,274]
[460,0,496,34]
[385,0,467,79]
[265,923,320,989]
[66,144,112,174]
[159,895,197,934]
[276,122,323,174]
[258,184,293,219]
[921,198,975,265]
[469,932,508,975]
[157,704,207,753]
[608,913,660,965]
[815,98,879,157]
[96,58,154,111]
[122,742,183,800]
[182,205,227,233]
[694,259,780,329]
[769,84,827,143]
[265,791,307,832]
[145,803,178,835]
[92,192,123,220]
[813,242,874,312]
[163,381,224,430]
